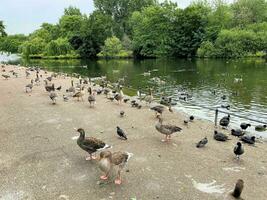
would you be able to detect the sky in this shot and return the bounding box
[0,0,232,35]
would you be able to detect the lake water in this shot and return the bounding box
[1,53,267,138]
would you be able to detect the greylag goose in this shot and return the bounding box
[76,128,111,160]
[87,87,96,107]
[49,91,58,104]
[99,151,133,185]
[73,86,85,101]
[155,117,182,142]
[25,80,34,93]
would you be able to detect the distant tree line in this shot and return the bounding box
[0,0,266,59]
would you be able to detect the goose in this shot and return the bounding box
[114,86,124,104]
[120,111,125,117]
[196,137,208,148]
[87,87,96,107]
[76,128,111,160]
[144,88,154,104]
[66,80,75,93]
[123,98,130,103]
[44,81,55,92]
[34,73,40,85]
[63,94,69,102]
[116,126,127,140]
[255,124,266,131]
[99,151,133,185]
[214,131,230,141]
[73,86,85,101]
[2,74,10,80]
[155,117,182,142]
[49,91,58,104]
[46,76,52,82]
[25,80,34,93]
[150,105,173,117]
[231,129,244,137]
[234,142,244,159]
[219,114,230,129]
[12,71,18,78]
[25,70,30,78]
[240,123,251,131]
[240,135,255,145]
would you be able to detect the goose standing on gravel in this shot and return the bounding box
[25,80,34,93]
[150,105,173,117]
[219,114,230,129]
[234,142,244,159]
[2,74,10,80]
[99,151,133,185]
[144,88,154,104]
[67,80,75,94]
[214,131,230,141]
[73,86,85,101]
[76,128,111,160]
[88,87,96,107]
[49,91,58,104]
[114,86,124,104]
[155,117,182,142]
[44,80,55,92]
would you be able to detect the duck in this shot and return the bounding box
[234,142,244,159]
[49,91,58,104]
[155,117,182,142]
[76,128,111,160]
[87,87,96,107]
[73,86,85,101]
[219,114,230,129]
[240,135,255,145]
[25,80,34,93]
[240,123,251,131]
[196,137,208,148]
[231,129,245,137]
[99,151,133,185]
[117,126,127,140]
[214,131,230,141]
[255,124,266,131]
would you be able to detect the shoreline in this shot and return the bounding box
[0,64,267,200]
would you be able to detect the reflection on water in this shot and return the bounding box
[2,55,267,137]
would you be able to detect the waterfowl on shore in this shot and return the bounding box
[46,76,52,82]
[99,151,133,185]
[231,129,245,137]
[25,70,30,78]
[44,80,55,92]
[49,91,58,104]
[232,179,244,199]
[73,86,85,101]
[88,87,96,107]
[240,135,255,145]
[123,98,130,103]
[240,123,251,131]
[76,128,111,160]
[34,73,40,85]
[2,74,10,80]
[255,124,266,131]
[12,71,18,78]
[155,117,182,142]
[234,142,244,159]
[56,86,62,91]
[117,126,127,140]
[189,116,194,121]
[144,88,154,104]
[67,80,75,93]
[219,114,230,129]
[63,94,69,102]
[196,137,208,148]
[150,105,172,116]
[114,86,124,104]
[25,80,34,93]
[120,111,125,117]
[214,131,230,141]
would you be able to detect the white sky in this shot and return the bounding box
[0,0,233,35]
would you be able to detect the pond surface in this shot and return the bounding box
[2,53,267,138]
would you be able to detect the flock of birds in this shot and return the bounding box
[2,64,267,198]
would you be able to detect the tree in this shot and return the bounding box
[100,36,123,57]
[59,15,84,38]
[64,6,82,16]
[0,34,27,53]
[0,20,7,37]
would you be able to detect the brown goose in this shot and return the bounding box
[49,91,58,104]
[114,86,124,104]
[143,88,154,104]
[76,128,111,160]
[44,80,55,92]
[150,105,173,117]
[25,80,34,93]
[73,86,85,101]
[88,87,96,107]
[67,80,76,93]
[99,151,133,185]
[155,117,182,142]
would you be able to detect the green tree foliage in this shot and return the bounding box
[64,6,82,16]
[0,20,7,37]
[45,38,73,56]
[0,34,27,53]
[19,37,46,57]
[59,15,84,38]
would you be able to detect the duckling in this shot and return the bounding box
[219,114,230,129]
[117,126,127,140]
[232,179,244,199]
[88,87,96,107]
[240,135,255,145]
[255,124,266,132]
[231,129,244,137]
[155,117,182,142]
[196,137,208,148]
[99,151,133,185]
[76,128,111,160]
[2,74,10,80]
[240,123,251,131]
[234,142,244,159]
[25,80,34,93]
[214,131,230,141]
[49,91,58,104]
[73,86,85,101]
